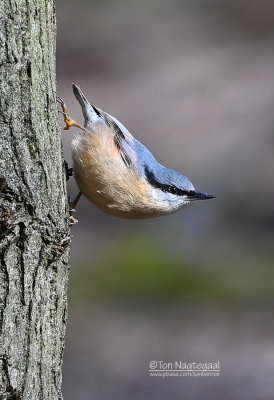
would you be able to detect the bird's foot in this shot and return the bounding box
[64,160,73,181]
[69,215,78,225]
[68,201,78,225]
[57,97,77,130]
[57,97,90,133]
[67,192,82,225]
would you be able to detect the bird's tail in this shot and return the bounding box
[72,83,102,125]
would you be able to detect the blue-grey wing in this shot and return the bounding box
[72,83,157,174]
[96,108,139,170]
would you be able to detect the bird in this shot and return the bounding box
[59,84,215,219]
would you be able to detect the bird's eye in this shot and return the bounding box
[167,185,191,196]
[168,186,178,194]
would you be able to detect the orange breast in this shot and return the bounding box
[71,125,164,219]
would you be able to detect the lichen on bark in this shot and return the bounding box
[0,0,70,399]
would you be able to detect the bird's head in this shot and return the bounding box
[144,165,215,212]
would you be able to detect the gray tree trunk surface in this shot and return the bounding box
[0,0,70,399]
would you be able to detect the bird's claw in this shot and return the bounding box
[57,96,65,106]
[65,161,73,181]
[69,215,78,225]
[69,201,77,212]
[57,95,91,134]
[57,96,77,131]
[68,197,80,225]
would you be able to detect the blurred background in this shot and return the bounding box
[56,0,274,399]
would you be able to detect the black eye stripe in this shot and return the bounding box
[144,167,195,197]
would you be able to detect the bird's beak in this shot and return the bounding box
[188,191,216,201]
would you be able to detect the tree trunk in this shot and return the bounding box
[0,1,70,399]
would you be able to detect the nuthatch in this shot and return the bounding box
[59,84,215,219]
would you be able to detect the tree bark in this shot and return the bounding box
[0,1,70,399]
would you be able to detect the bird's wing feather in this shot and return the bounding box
[73,84,138,169]
[100,109,137,169]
